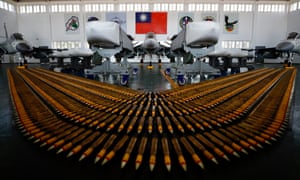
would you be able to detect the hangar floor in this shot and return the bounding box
[0,63,299,180]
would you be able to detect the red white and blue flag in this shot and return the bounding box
[135,12,167,34]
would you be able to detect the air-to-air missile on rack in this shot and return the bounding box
[7,66,296,172]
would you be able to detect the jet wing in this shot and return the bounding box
[31,46,68,59]
[242,47,280,59]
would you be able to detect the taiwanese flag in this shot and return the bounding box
[135,12,167,34]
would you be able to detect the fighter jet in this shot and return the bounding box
[48,48,94,70]
[275,32,300,65]
[170,21,220,59]
[86,16,134,63]
[245,32,300,65]
[167,21,221,85]
[133,32,169,65]
[206,49,255,75]
[0,23,33,62]
[0,23,65,65]
[85,17,135,84]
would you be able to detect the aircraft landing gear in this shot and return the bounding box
[147,61,153,69]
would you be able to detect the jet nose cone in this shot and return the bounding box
[16,43,33,53]
[276,41,294,51]
[144,39,158,50]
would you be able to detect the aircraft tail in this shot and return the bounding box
[4,23,8,39]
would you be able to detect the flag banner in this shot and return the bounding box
[65,14,80,34]
[178,12,194,31]
[201,12,218,22]
[224,13,239,34]
[135,12,167,34]
[106,12,127,32]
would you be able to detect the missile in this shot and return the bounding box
[168,103,184,116]
[46,125,79,149]
[106,116,123,132]
[164,117,174,134]
[94,134,117,164]
[127,116,138,134]
[67,131,100,158]
[178,116,195,132]
[187,135,218,164]
[161,137,171,171]
[231,126,269,146]
[148,116,153,134]
[149,137,158,171]
[121,136,137,168]
[185,115,205,131]
[137,116,145,134]
[142,103,150,117]
[79,133,108,161]
[219,128,256,151]
[179,136,205,169]
[96,114,118,129]
[59,129,93,155]
[156,117,163,134]
[135,105,144,117]
[174,103,193,114]
[211,130,248,155]
[191,114,213,129]
[161,103,174,117]
[195,134,230,161]
[119,104,132,115]
[151,105,156,117]
[171,138,187,171]
[204,132,240,158]
[170,117,185,133]
[117,116,130,133]
[135,136,148,170]
[238,123,276,143]
[127,104,138,116]
[102,135,129,165]
[157,105,165,117]
[226,127,263,149]
[89,113,111,128]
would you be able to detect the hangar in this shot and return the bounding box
[1,0,300,179]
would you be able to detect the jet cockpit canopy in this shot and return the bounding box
[287,32,300,40]
[11,33,24,41]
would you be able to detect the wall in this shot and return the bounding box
[252,12,287,47]
[287,9,300,34]
[16,2,290,51]
[18,13,51,47]
[287,9,300,63]
[0,8,17,41]
[0,6,18,63]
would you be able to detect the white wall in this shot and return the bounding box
[18,13,51,47]
[287,5,300,64]
[287,10,300,33]
[14,2,293,50]
[219,12,254,41]
[0,7,18,63]
[252,12,287,48]
[0,8,17,41]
